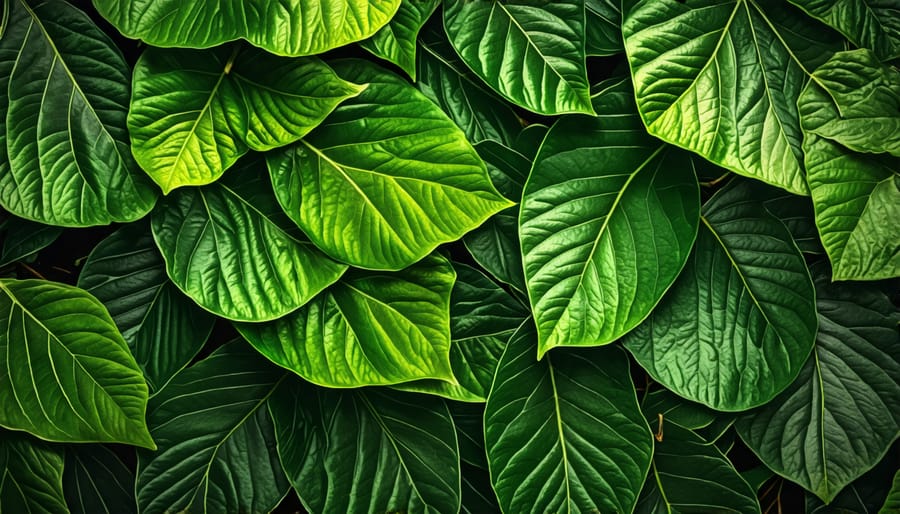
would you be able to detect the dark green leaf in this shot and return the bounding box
[586,0,623,56]
[805,451,899,513]
[882,469,900,514]
[360,0,439,79]
[63,446,135,514]
[789,0,900,61]
[0,431,66,513]
[0,218,62,267]
[641,387,717,431]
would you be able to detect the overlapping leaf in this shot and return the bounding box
[0,218,62,267]
[736,264,900,503]
[586,0,623,55]
[624,178,818,410]
[0,432,66,513]
[790,0,900,61]
[92,0,401,56]
[0,0,157,226]
[64,446,135,514]
[267,59,511,270]
[521,78,699,356]
[151,156,347,322]
[269,378,460,514]
[0,279,154,448]
[129,46,362,193]
[136,341,289,514]
[485,323,653,513]
[623,0,843,195]
[360,0,439,79]
[236,254,456,388]
[443,0,593,115]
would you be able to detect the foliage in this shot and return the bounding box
[0,0,898,512]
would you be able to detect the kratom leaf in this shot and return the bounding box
[136,341,289,514]
[485,322,653,513]
[92,0,401,56]
[0,0,157,226]
[236,254,456,388]
[521,78,699,356]
[129,46,362,193]
[623,0,843,195]
[267,59,511,271]
[443,0,593,115]
[151,156,347,322]
[585,0,623,56]
[63,446,135,514]
[0,432,66,513]
[360,0,439,79]
[0,218,62,268]
[736,263,900,503]
[789,0,900,61]
[624,178,818,411]
[0,279,154,448]
[269,378,461,514]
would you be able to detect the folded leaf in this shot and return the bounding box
[360,0,439,79]
[789,0,900,61]
[64,446,136,514]
[0,432,66,513]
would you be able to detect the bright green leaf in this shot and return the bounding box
[151,156,347,322]
[78,222,214,392]
[485,322,653,513]
[236,254,456,388]
[92,0,401,56]
[0,431,66,513]
[0,218,62,268]
[136,341,289,514]
[0,0,157,226]
[443,0,593,115]
[64,445,135,514]
[267,59,511,271]
[521,78,699,356]
[360,0,439,79]
[0,279,154,448]
[624,178,818,411]
[269,377,461,514]
[129,46,362,193]
[736,264,900,503]
[586,0,623,56]
[789,0,900,61]
[623,0,843,195]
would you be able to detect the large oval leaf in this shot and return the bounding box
[269,377,461,514]
[92,0,400,56]
[267,59,511,271]
[624,178,818,411]
[0,0,157,226]
[136,341,289,514]
[521,79,700,357]
[790,0,900,61]
[129,46,362,193]
[236,254,456,387]
[0,431,66,513]
[64,445,135,514]
[360,0,439,79]
[485,322,654,513]
[736,264,900,503]
[0,279,154,448]
[623,0,843,195]
[78,222,214,392]
[151,156,347,322]
[443,0,593,115]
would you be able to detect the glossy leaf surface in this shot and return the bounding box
[136,342,289,514]
[443,0,593,115]
[63,445,135,514]
[0,0,157,226]
[92,0,401,56]
[623,0,842,195]
[736,265,900,503]
[270,378,460,514]
[0,432,66,513]
[521,80,699,356]
[360,0,439,79]
[268,59,511,270]
[485,323,653,513]
[790,0,900,60]
[237,254,456,387]
[0,279,154,448]
[151,157,347,321]
[624,179,818,410]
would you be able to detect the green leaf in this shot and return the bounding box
[416,26,522,145]
[136,341,289,514]
[789,0,900,61]
[78,222,214,392]
[269,378,461,514]
[635,422,761,514]
[805,452,899,513]
[443,0,593,115]
[624,178,818,411]
[586,0,623,56]
[63,446,135,514]
[360,0,439,79]
[0,279,154,448]
[736,264,900,503]
[236,253,456,388]
[0,431,66,513]
[0,218,62,268]
[623,0,843,195]
[485,322,653,513]
[92,0,401,56]
[267,59,511,271]
[151,156,347,322]
[129,45,362,194]
[882,469,900,514]
[521,79,700,356]
[641,387,717,431]
[759,185,824,254]
[0,0,157,226]
[394,262,528,401]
